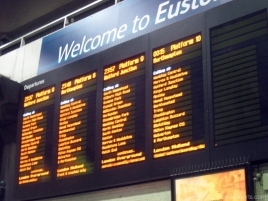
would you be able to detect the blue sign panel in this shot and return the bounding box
[38,0,231,74]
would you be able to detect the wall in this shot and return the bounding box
[0,144,16,201]
[0,39,41,82]
[37,180,171,201]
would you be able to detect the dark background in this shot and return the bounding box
[0,0,116,45]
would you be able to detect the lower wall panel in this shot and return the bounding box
[37,179,171,201]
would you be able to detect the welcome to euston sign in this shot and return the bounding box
[38,0,231,74]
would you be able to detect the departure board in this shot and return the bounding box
[57,71,97,177]
[14,1,268,199]
[152,33,205,158]
[101,53,146,169]
[19,86,55,185]
[211,10,268,146]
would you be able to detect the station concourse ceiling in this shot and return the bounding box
[0,0,93,42]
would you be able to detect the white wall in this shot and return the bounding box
[0,39,42,83]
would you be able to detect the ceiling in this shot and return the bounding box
[0,0,97,43]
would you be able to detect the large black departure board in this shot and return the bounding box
[211,10,268,146]
[14,1,268,200]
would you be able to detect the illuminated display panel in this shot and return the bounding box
[152,33,205,159]
[101,53,146,169]
[19,86,55,185]
[57,71,97,178]
[172,167,248,201]
[211,10,268,146]
[14,2,268,199]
